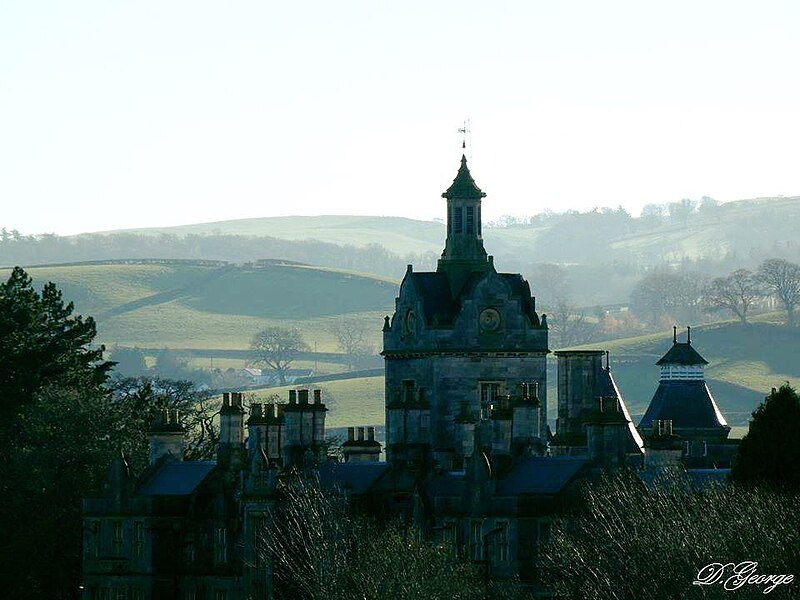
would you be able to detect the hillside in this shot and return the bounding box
[95,196,800,265]
[572,319,800,427]
[110,215,447,256]
[1,260,397,351]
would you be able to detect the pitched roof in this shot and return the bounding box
[495,457,588,495]
[656,342,708,366]
[137,460,216,496]
[406,270,540,328]
[409,272,456,324]
[441,155,486,200]
[318,462,389,495]
[639,380,728,430]
[599,368,645,453]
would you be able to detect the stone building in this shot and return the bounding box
[83,154,738,597]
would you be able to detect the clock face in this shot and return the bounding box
[479,308,501,331]
[405,309,417,336]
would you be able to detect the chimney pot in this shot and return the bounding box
[288,390,297,404]
[223,392,230,406]
[367,426,375,441]
[347,426,355,441]
[313,389,321,404]
[357,426,365,441]
[276,404,285,419]
[299,389,309,404]
[251,403,262,417]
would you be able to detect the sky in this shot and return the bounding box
[1,1,799,235]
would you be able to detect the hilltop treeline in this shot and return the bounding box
[0,230,438,279]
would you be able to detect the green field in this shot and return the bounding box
[2,261,396,352]
[250,376,385,428]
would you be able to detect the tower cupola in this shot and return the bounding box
[437,154,489,292]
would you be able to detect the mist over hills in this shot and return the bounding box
[3,196,798,311]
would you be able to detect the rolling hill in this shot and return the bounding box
[1,260,397,352]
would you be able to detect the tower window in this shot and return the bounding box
[447,207,452,235]
[132,520,144,559]
[477,206,481,235]
[215,528,228,564]
[112,520,123,556]
[466,206,474,234]
[454,207,463,234]
[479,381,503,419]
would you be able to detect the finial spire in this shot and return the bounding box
[673,326,677,344]
[458,119,470,151]
[605,350,610,371]
[687,326,691,344]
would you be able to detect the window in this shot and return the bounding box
[88,521,100,558]
[447,207,452,235]
[470,520,483,561]
[454,207,463,234]
[115,590,127,600]
[479,382,503,419]
[466,206,474,234]
[442,520,457,552]
[112,520,123,556]
[132,521,144,559]
[214,528,228,564]
[497,522,509,562]
[477,206,481,235]
[214,591,229,600]
[683,440,690,456]
[130,590,143,600]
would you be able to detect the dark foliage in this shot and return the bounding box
[0,266,113,419]
[731,383,800,492]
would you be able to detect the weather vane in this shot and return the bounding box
[458,119,471,150]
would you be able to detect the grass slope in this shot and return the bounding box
[250,376,385,428]
[571,319,800,426]
[2,261,396,351]
[110,215,446,256]
[93,196,800,263]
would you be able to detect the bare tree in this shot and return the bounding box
[250,326,310,384]
[262,476,489,600]
[549,297,597,348]
[326,317,375,370]
[630,270,704,326]
[703,268,761,323]
[758,258,800,327]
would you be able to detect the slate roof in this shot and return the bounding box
[442,155,486,200]
[318,462,389,495]
[409,272,456,324]
[599,368,645,453]
[407,270,540,327]
[495,457,588,495]
[137,460,216,496]
[639,380,728,430]
[656,342,708,366]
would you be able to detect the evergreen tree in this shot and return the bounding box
[0,266,112,420]
[731,383,800,491]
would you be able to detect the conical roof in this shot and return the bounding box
[442,155,486,200]
[656,327,708,366]
[656,342,708,366]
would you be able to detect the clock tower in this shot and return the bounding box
[382,155,549,470]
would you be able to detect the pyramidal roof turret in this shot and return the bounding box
[656,326,708,366]
[442,154,486,200]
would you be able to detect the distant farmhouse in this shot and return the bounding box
[83,156,737,599]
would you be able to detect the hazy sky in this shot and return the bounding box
[2,1,799,235]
